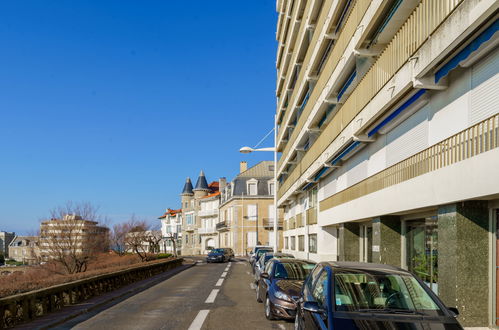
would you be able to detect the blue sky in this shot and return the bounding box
[0,1,277,233]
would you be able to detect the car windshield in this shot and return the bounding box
[274,262,315,280]
[257,249,272,258]
[211,248,224,254]
[334,271,444,316]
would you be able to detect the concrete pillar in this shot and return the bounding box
[438,201,489,327]
[372,216,401,267]
[339,222,360,261]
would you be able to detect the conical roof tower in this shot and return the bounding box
[193,170,210,192]
[181,177,194,196]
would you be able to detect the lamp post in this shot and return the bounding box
[239,115,278,253]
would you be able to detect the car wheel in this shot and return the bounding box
[265,296,275,320]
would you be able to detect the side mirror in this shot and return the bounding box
[448,307,459,317]
[303,301,324,314]
[260,272,269,279]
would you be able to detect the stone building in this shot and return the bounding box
[180,172,221,255]
[274,0,498,327]
[8,236,39,265]
[218,161,283,256]
[0,231,15,258]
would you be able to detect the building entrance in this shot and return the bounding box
[406,216,438,293]
[360,224,373,263]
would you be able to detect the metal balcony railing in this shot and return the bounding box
[216,221,229,231]
[262,218,284,229]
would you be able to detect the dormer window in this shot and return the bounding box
[247,178,258,196]
[268,181,275,196]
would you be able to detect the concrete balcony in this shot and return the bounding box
[198,227,217,235]
[197,209,218,217]
[216,221,230,231]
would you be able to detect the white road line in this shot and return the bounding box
[224,266,230,271]
[188,310,210,330]
[205,289,219,303]
[278,324,286,330]
[215,278,224,286]
[221,271,227,278]
[249,283,256,290]
[246,271,250,275]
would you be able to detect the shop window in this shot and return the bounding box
[406,217,438,293]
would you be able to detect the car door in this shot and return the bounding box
[259,260,274,298]
[304,270,329,330]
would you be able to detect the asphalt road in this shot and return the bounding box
[56,257,293,330]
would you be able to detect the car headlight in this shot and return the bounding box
[274,290,291,301]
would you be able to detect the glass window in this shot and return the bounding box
[334,271,443,315]
[406,217,438,293]
[247,205,258,221]
[264,260,274,274]
[309,234,317,253]
[285,237,289,249]
[313,271,328,308]
[290,236,296,250]
[248,183,257,195]
[298,235,305,251]
[273,262,315,280]
[269,182,275,196]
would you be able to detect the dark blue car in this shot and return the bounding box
[295,262,463,330]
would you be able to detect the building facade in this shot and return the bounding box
[275,0,498,327]
[219,161,283,256]
[198,191,221,254]
[180,172,221,255]
[8,236,39,265]
[158,208,182,254]
[39,214,109,261]
[0,231,15,258]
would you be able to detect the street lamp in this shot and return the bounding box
[239,115,279,253]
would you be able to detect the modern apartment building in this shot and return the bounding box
[158,208,182,254]
[39,214,109,261]
[218,161,284,256]
[180,172,221,255]
[275,0,498,327]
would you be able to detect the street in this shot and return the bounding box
[55,258,293,330]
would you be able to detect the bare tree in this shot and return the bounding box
[163,232,178,257]
[145,229,162,254]
[110,223,129,256]
[40,202,109,274]
[123,217,155,262]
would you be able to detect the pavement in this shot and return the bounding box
[31,256,293,329]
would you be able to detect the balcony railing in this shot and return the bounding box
[198,227,217,235]
[262,218,284,229]
[278,0,464,200]
[216,221,229,231]
[197,209,218,217]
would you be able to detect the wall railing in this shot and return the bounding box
[320,114,499,211]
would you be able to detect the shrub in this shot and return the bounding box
[156,253,173,259]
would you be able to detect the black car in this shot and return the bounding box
[295,262,463,330]
[256,258,316,320]
[206,248,232,263]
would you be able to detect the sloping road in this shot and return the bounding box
[55,257,292,330]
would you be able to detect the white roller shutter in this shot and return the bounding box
[470,52,499,125]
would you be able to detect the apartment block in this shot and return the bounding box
[275,0,498,327]
[158,208,182,254]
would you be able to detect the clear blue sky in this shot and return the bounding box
[0,1,277,234]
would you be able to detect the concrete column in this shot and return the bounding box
[372,216,401,267]
[339,222,360,261]
[438,201,489,327]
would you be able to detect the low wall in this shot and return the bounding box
[0,258,183,328]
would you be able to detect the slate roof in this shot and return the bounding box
[181,177,194,195]
[193,170,210,191]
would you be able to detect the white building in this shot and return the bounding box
[198,191,221,254]
[158,208,182,254]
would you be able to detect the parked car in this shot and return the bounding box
[249,246,272,265]
[295,262,463,330]
[256,258,316,320]
[251,247,274,273]
[206,248,232,263]
[254,252,294,283]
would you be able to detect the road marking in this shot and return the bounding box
[188,310,210,330]
[224,266,230,271]
[221,271,227,278]
[249,283,256,290]
[205,289,219,303]
[278,324,286,330]
[215,278,224,286]
[246,271,250,275]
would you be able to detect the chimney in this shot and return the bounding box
[240,161,247,173]
[219,177,227,191]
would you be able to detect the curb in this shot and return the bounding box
[15,262,196,330]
